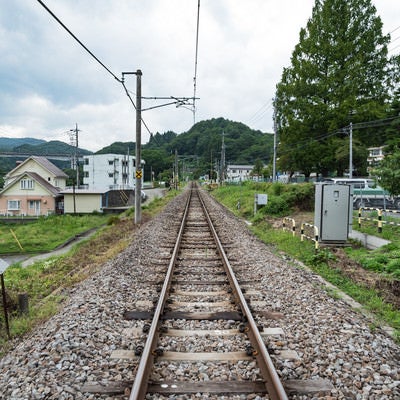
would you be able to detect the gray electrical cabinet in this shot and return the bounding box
[314,183,352,243]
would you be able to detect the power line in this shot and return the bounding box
[36,0,121,84]
[277,115,400,155]
[192,0,201,124]
[36,0,163,147]
[247,100,273,125]
[36,0,199,149]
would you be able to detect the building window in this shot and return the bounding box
[108,160,114,165]
[84,171,89,178]
[108,173,114,178]
[20,179,34,190]
[84,158,89,165]
[28,200,39,209]
[8,200,21,210]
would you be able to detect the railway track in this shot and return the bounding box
[83,183,333,399]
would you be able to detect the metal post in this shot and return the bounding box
[349,122,353,179]
[1,273,10,339]
[135,69,142,224]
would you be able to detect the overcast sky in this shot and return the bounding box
[0,0,399,152]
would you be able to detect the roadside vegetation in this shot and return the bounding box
[0,214,109,254]
[211,181,400,340]
[0,189,178,354]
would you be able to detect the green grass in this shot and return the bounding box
[0,190,181,350]
[212,183,400,340]
[0,214,109,254]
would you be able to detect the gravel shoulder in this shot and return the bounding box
[0,188,399,399]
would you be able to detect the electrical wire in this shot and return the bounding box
[36,0,121,84]
[192,0,200,124]
[277,115,400,156]
[247,100,273,125]
[36,0,160,146]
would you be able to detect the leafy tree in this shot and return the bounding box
[252,159,264,176]
[275,0,396,178]
[372,151,400,197]
[141,148,173,181]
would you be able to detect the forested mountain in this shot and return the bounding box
[0,138,92,187]
[95,141,135,155]
[0,118,273,183]
[145,118,273,180]
[160,118,273,165]
[13,140,92,156]
[96,118,274,181]
[0,137,46,150]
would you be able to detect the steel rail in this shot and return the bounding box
[198,189,289,400]
[129,188,192,400]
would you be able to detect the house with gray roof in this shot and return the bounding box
[0,156,67,216]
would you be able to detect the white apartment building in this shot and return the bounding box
[226,164,254,182]
[367,146,385,167]
[83,153,144,190]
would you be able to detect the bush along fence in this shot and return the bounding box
[282,217,319,251]
[358,207,400,233]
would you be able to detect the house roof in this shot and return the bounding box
[0,172,61,196]
[5,156,68,179]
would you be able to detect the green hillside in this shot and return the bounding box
[95,118,274,181]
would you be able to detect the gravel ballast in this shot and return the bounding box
[0,188,399,399]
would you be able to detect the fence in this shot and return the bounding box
[358,207,400,233]
[282,217,319,251]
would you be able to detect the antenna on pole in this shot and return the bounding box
[68,123,80,187]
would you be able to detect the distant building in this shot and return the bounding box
[83,153,144,190]
[0,156,67,216]
[367,146,385,167]
[226,165,254,182]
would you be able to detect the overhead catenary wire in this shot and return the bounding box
[277,115,400,156]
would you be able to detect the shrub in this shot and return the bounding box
[264,196,289,215]
[107,215,120,225]
[385,258,400,274]
[360,256,386,272]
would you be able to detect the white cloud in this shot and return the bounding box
[0,0,398,151]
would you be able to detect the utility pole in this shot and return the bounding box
[122,70,142,224]
[174,149,179,190]
[135,70,142,224]
[272,99,277,182]
[220,131,226,185]
[349,122,353,179]
[69,123,80,188]
[69,123,80,214]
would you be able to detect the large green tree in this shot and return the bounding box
[373,151,400,198]
[275,0,396,178]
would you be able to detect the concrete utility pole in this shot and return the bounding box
[349,122,353,179]
[220,131,226,184]
[135,70,142,224]
[272,99,277,182]
[69,123,80,188]
[174,149,179,190]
